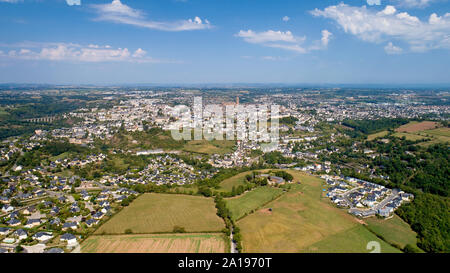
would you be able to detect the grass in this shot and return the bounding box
[304,225,401,253]
[365,215,422,250]
[218,171,253,192]
[0,107,9,119]
[237,170,364,253]
[237,170,406,253]
[390,123,450,146]
[49,152,70,162]
[393,132,428,141]
[95,193,225,234]
[81,233,227,253]
[182,140,235,155]
[422,127,450,137]
[395,121,439,133]
[367,130,388,141]
[225,186,285,220]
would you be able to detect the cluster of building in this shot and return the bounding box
[128,155,214,186]
[0,187,138,253]
[322,175,414,218]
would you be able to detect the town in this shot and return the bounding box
[0,87,448,253]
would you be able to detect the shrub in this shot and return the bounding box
[124,229,133,234]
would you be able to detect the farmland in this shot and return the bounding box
[225,186,285,220]
[395,121,439,133]
[236,170,401,253]
[367,130,388,140]
[368,121,450,146]
[393,122,450,145]
[365,215,422,251]
[182,139,235,155]
[218,170,253,192]
[95,193,224,234]
[81,233,227,253]
[304,225,401,253]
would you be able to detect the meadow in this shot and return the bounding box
[182,140,235,155]
[95,193,224,234]
[236,170,401,253]
[365,215,422,251]
[367,130,388,141]
[81,233,227,253]
[225,186,285,220]
[304,225,401,253]
[218,170,253,192]
[395,121,439,133]
[368,121,449,146]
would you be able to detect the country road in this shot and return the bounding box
[230,229,238,254]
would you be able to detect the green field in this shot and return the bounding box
[95,193,225,234]
[225,186,285,220]
[422,127,450,137]
[365,215,422,250]
[304,225,401,253]
[0,107,9,119]
[81,233,227,253]
[393,132,428,141]
[182,140,235,155]
[390,122,450,145]
[368,130,388,141]
[237,170,403,253]
[218,171,253,192]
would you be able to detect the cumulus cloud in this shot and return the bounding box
[236,30,298,44]
[66,0,81,6]
[390,0,436,8]
[0,42,165,63]
[282,16,290,22]
[321,30,333,46]
[236,29,332,54]
[91,0,211,31]
[367,0,382,5]
[384,42,404,54]
[0,0,22,3]
[311,3,450,52]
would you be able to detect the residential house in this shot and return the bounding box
[13,229,27,240]
[25,219,41,228]
[62,222,78,231]
[60,233,77,245]
[32,232,53,242]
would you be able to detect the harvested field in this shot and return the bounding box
[395,121,439,133]
[95,193,224,234]
[81,233,227,253]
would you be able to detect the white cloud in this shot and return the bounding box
[267,43,308,53]
[380,5,397,15]
[66,0,81,6]
[391,0,436,8]
[236,29,332,54]
[311,3,450,52]
[0,0,21,3]
[367,0,382,5]
[0,42,165,63]
[384,42,404,54]
[321,30,333,46]
[236,30,298,44]
[282,16,290,22]
[91,0,211,31]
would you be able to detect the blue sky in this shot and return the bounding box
[0,0,449,85]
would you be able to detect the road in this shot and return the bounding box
[348,189,400,215]
[373,189,399,211]
[230,228,238,254]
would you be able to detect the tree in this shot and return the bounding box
[125,229,133,234]
[173,226,186,233]
[10,198,21,207]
